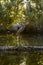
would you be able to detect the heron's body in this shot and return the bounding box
[11,23,25,35]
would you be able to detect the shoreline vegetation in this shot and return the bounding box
[0,0,43,36]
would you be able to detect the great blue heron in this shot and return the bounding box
[16,24,25,35]
[11,23,25,35]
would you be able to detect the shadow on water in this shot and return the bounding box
[0,51,43,65]
[0,34,43,46]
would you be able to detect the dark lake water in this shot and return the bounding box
[0,34,43,46]
[0,34,43,65]
[0,51,43,65]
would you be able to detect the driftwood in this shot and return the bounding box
[0,46,43,53]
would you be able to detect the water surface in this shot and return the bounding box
[0,34,43,46]
[0,51,43,65]
[0,34,43,65]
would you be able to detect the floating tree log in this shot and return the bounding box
[0,46,43,53]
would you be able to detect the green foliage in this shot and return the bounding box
[0,0,43,30]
